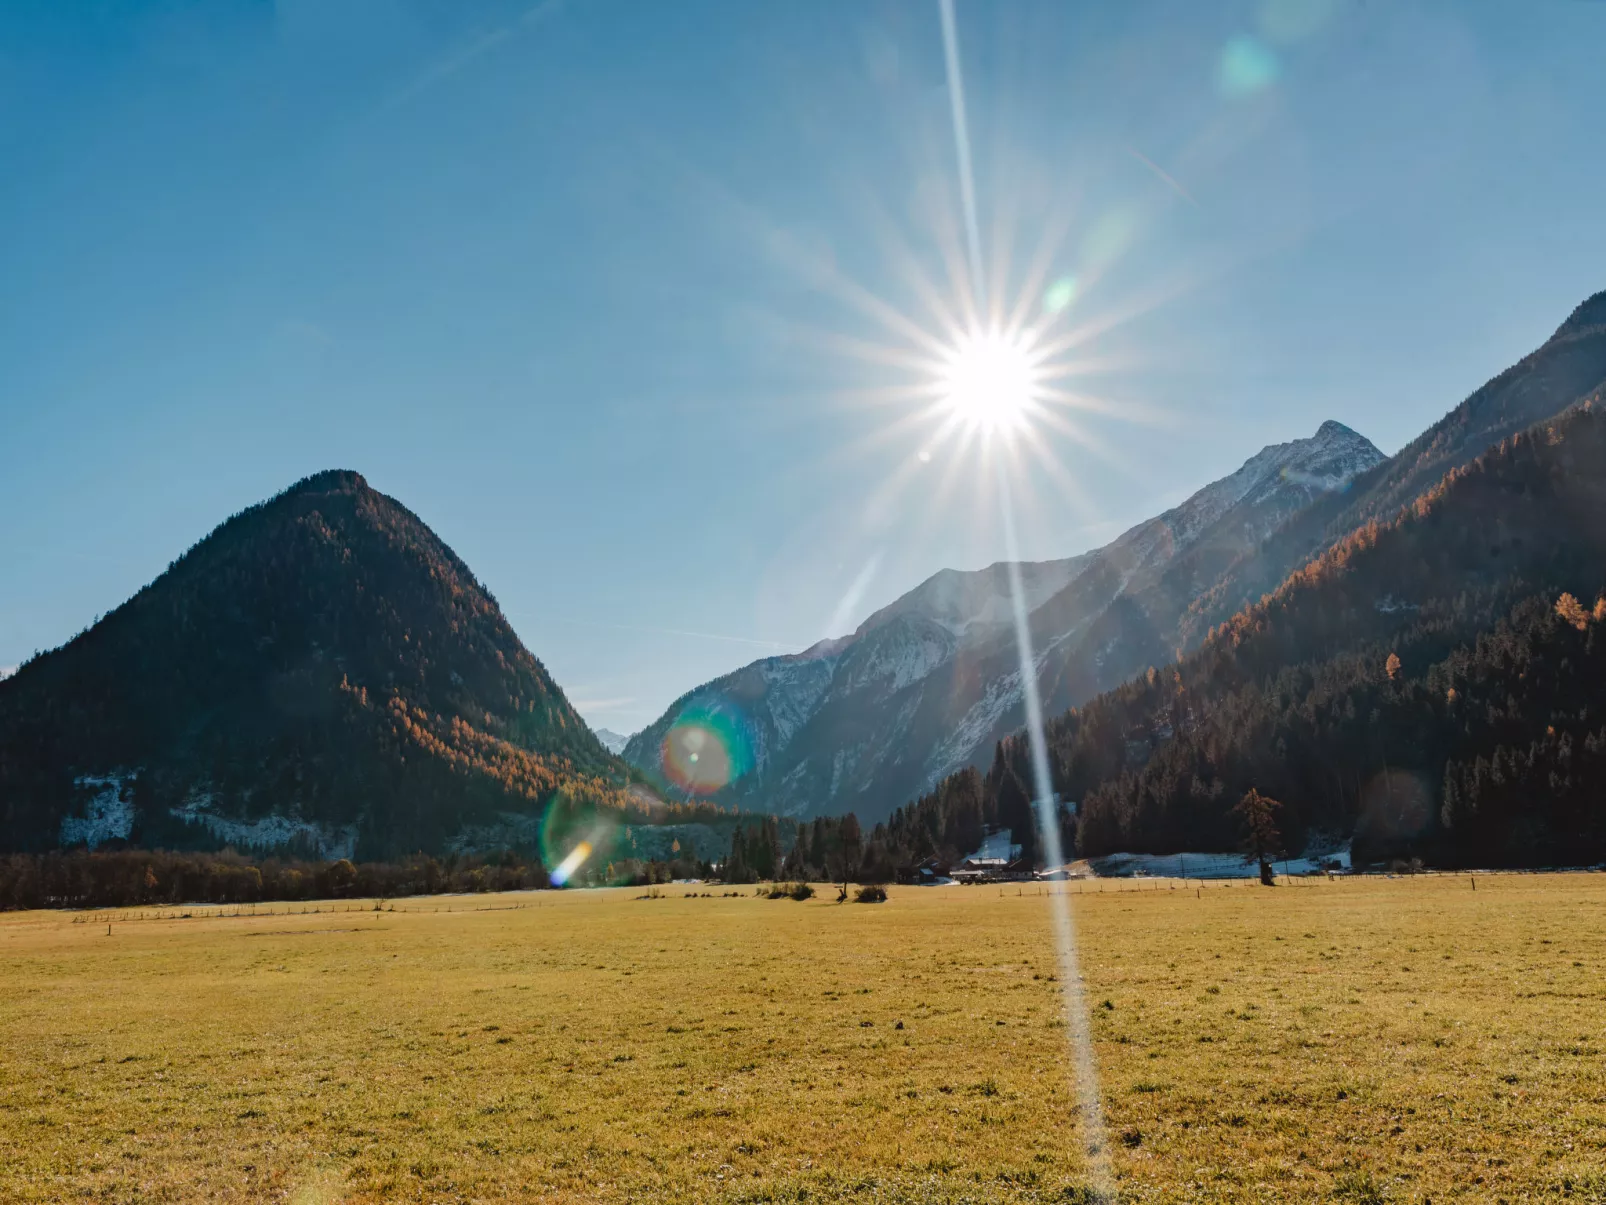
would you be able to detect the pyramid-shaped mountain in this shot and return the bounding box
[0,470,625,859]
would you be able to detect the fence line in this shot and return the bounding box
[52,864,1603,925]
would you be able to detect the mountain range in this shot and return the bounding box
[625,420,1384,821]
[1052,387,1606,867]
[626,290,1606,830]
[6,289,1604,868]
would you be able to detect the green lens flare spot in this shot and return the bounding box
[1042,277,1077,315]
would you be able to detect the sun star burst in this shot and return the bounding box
[937,326,1042,436]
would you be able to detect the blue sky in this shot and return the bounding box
[3,0,1604,734]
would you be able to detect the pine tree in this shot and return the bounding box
[1232,789,1283,885]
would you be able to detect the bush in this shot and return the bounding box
[854,884,887,904]
[763,881,814,900]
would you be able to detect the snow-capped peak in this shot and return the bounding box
[594,727,633,755]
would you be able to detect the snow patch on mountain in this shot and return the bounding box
[857,556,1092,642]
[1101,420,1383,578]
[171,794,357,860]
[627,419,1385,823]
[622,641,845,779]
[593,728,632,755]
[925,664,1032,789]
[60,775,136,848]
[827,617,958,700]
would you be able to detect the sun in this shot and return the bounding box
[938,327,1041,435]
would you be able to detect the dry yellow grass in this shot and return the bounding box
[2,874,1604,1203]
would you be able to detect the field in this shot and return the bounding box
[2,875,1604,1204]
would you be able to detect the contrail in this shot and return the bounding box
[939,2,1111,1195]
[1127,146,1199,208]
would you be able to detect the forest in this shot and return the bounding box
[871,400,1606,870]
[0,470,641,859]
[0,845,721,911]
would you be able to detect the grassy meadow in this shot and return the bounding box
[2,874,1604,1204]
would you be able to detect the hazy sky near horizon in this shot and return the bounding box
[3,0,1605,732]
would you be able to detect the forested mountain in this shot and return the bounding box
[1056,394,1606,866]
[628,421,1384,822]
[1178,289,1606,647]
[0,471,653,859]
[875,395,1606,871]
[632,289,1606,838]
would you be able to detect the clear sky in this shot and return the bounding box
[3,0,1604,734]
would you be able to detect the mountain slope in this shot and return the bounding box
[630,289,1606,828]
[0,470,628,859]
[1054,393,1606,866]
[627,421,1383,821]
[1179,289,1606,647]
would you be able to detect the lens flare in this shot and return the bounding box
[539,792,624,887]
[549,840,592,888]
[661,705,752,795]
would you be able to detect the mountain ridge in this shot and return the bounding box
[1058,391,1606,865]
[626,419,1384,820]
[0,470,632,858]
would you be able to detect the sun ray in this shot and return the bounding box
[1036,385,1172,429]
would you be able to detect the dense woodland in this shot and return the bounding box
[731,743,1071,884]
[0,471,646,859]
[0,845,726,911]
[877,400,1606,869]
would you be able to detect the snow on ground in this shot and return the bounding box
[962,828,1023,862]
[1082,845,1352,879]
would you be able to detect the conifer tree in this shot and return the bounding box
[1233,789,1283,885]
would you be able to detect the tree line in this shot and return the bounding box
[0,847,718,911]
[718,743,1076,886]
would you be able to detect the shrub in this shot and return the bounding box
[854,884,887,904]
[764,881,816,900]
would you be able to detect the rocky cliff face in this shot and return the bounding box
[628,420,1385,822]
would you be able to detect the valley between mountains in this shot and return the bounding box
[4,290,1606,872]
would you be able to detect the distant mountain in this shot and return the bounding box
[627,420,1385,822]
[593,728,632,755]
[0,470,632,859]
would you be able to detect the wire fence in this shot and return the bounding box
[54,863,1605,927]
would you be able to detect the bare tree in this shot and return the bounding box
[828,814,862,901]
